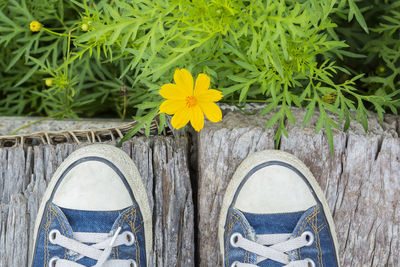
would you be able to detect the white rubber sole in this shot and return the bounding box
[29,144,152,266]
[218,150,340,266]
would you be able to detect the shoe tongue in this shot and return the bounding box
[59,206,123,233]
[241,209,306,235]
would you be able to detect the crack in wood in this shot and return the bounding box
[1,109,399,266]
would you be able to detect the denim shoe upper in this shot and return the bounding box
[31,147,151,267]
[224,204,338,266]
[220,154,339,267]
[32,202,146,266]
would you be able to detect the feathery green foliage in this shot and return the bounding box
[0,0,399,151]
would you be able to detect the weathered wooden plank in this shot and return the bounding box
[0,116,160,148]
[280,109,399,266]
[0,137,194,267]
[197,112,276,266]
[198,110,400,267]
[0,117,128,136]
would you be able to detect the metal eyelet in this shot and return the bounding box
[123,231,135,246]
[129,259,137,267]
[230,232,242,248]
[301,231,314,246]
[304,258,316,267]
[231,261,240,267]
[49,229,60,244]
[49,256,59,267]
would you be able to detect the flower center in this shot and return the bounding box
[185,96,198,108]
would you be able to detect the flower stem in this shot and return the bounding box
[42,27,78,38]
[122,94,127,120]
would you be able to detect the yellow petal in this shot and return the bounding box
[159,83,187,100]
[189,105,204,131]
[194,73,210,96]
[159,99,185,115]
[171,107,190,129]
[199,102,222,122]
[197,89,223,102]
[173,69,194,95]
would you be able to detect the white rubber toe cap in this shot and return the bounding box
[53,160,132,211]
[234,164,316,214]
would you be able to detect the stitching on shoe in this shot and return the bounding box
[128,208,139,265]
[306,208,323,267]
[297,206,319,260]
[232,210,251,263]
[317,223,326,233]
[115,213,127,260]
[131,208,140,265]
[225,211,239,267]
[51,207,69,260]
[297,209,312,259]
[116,207,130,260]
[122,207,140,265]
[302,207,323,267]
[44,206,54,267]
[314,213,323,267]
[310,212,321,267]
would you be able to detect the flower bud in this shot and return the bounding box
[81,23,89,32]
[30,21,41,32]
[45,78,53,87]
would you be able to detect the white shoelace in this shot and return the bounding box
[48,227,137,267]
[230,231,316,267]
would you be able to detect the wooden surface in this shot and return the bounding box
[0,137,194,267]
[1,109,400,267]
[0,117,129,136]
[197,110,400,267]
[0,117,160,148]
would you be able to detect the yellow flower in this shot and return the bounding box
[159,69,223,131]
[30,21,41,32]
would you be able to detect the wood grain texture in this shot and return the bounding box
[0,137,194,267]
[197,110,400,267]
[1,109,399,267]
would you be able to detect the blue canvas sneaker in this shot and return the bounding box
[30,144,152,267]
[219,150,340,267]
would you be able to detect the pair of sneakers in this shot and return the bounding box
[30,145,339,267]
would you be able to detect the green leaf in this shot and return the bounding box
[118,109,157,146]
[284,106,295,125]
[265,109,282,129]
[233,60,258,72]
[117,121,145,147]
[339,50,367,58]
[239,84,250,103]
[268,44,284,79]
[360,112,368,132]
[343,108,351,132]
[303,99,316,126]
[136,101,161,110]
[325,120,334,155]
[260,100,277,116]
[348,0,369,33]
[227,75,250,83]
[121,23,140,52]
[315,109,325,133]
[14,64,39,87]
[158,113,166,134]
[277,23,288,60]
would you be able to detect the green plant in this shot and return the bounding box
[332,0,400,107]
[0,0,399,151]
